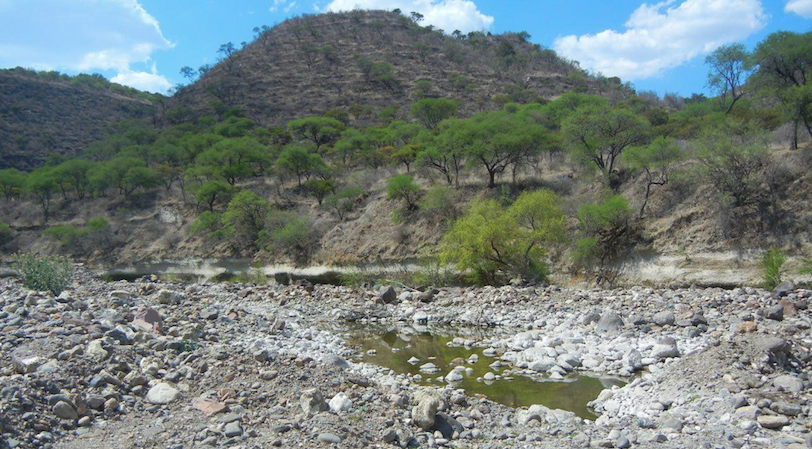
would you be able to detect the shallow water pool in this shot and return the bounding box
[344,325,625,419]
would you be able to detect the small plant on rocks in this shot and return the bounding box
[760,248,786,289]
[14,253,74,295]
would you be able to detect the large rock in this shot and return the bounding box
[411,389,443,430]
[13,356,42,374]
[757,415,789,429]
[86,339,109,361]
[300,389,327,414]
[328,393,353,413]
[764,305,784,321]
[651,337,680,359]
[652,311,676,326]
[774,375,804,393]
[597,312,624,334]
[157,289,182,304]
[53,401,78,420]
[146,383,180,405]
[132,308,163,333]
[378,286,397,304]
[773,281,795,298]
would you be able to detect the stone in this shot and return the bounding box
[147,383,180,405]
[597,312,624,334]
[651,337,680,359]
[413,310,428,323]
[86,339,109,361]
[764,305,784,321]
[757,415,789,429]
[300,389,327,414]
[133,308,163,333]
[736,321,756,333]
[774,375,804,393]
[379,286,397,304]
[317,433,342,444]
[328,393,352,413]
[770,401,801,416]
[382,428,398,443]
[322,354,349,370]
[412,389,443,431]
[582,312,600,325]
[199,308,219,320]
[432,413,463,439]
[773,281,796,298]
[193,399,227,416]
[445,368,464,383]
[52,401,78,420]
[13,356,42,374]
[223,421,242,437]
[157,289,182,304]
[653,311,676,326]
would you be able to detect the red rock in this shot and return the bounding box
[132,308,163,333]
[193,399,227,416]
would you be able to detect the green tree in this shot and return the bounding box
[262,210,317,263]
[387,175,421,210]
[749,31,812,144]
[287,117,345,152]
[194,180,235,212]
[324,186,363,220]
[0,168,26,200]
[706,43,751,114]
[53,159,94,199]
[121,166,160,197]
[573,195,633,285]
[0,221,14,247]
[303,178,335,204]
[440,191,567,285]
[410,98,458,129]
[418,185,459,224]
[222,190,270,249]
[623,137,684,218]
[693,119,768,208]
[563,105,650,181]
[25,168,59,222]
[277,144,326,186]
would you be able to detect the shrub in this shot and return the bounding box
[0,221,13,246]
[86,216,109,231]
[801,259,812,276]
[761,248,786,289]
[262,210,317,262]
[387,175,421,210]
[418,185,459,224]
[324,186,364,220]
[191,211,225,240]
[439,190,568,285]
[43,226,81,246]
[574,195,633,285]
[14,254,74,295]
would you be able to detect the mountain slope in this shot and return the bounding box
[178,10,623,126]
[0,69,157,170]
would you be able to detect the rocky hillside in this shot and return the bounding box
[177,10,618,126]
[0,69,158,170]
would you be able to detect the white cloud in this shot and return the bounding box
[269,0,286,12]
[111,64,172,93]
[553,0,767,80]
[324,0,494,34]
[0,0,173,91]
[786,0,812,18]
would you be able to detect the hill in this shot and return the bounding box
[0,68,158,170]
[176,10,623,126]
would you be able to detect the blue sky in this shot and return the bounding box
[0,0,810,95]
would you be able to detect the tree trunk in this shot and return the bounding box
[487,169,496,188]
[639,182,652,219]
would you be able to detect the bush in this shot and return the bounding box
[191,211,225,240]
[387,175,421,210]
[573,195,633,285]
[801,259,812,276]
[439,190,568,285]
[418,185,459,224]
[761,248,786,289]
[0,221,13,247]
[43,226,82,246]
[14,254,74,295]
[324,186,364,220]
[262,210,317,263]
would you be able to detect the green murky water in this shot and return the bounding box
[345,325,625,420]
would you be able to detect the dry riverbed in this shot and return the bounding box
[0,267,810,449]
